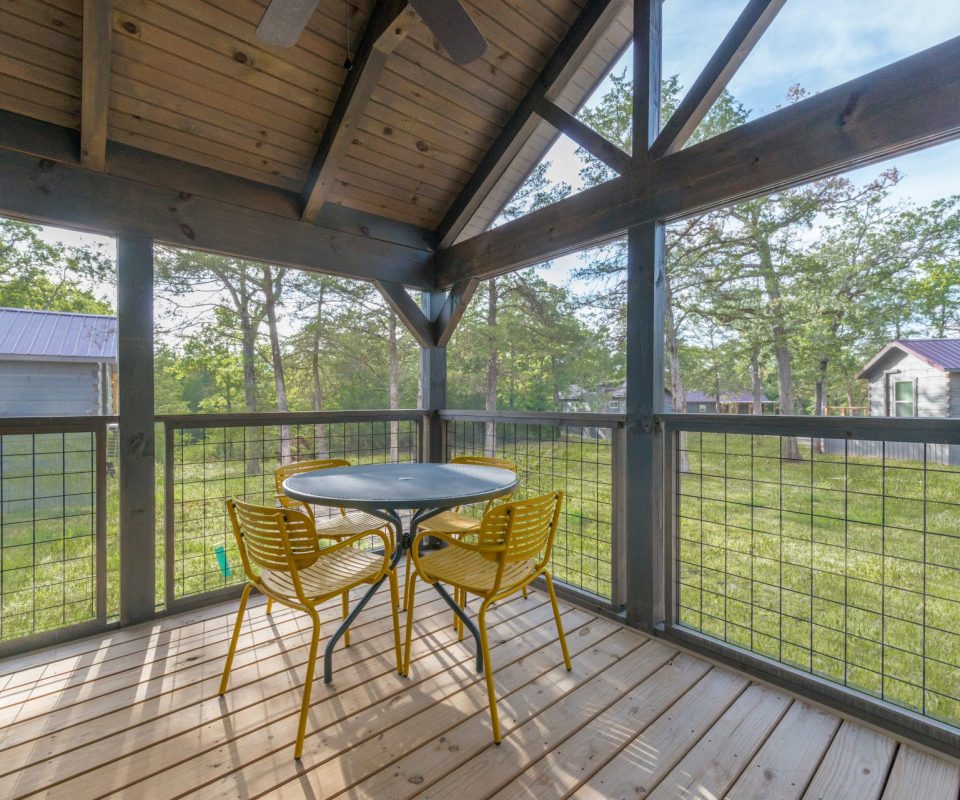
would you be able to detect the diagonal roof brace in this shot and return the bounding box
[374,277,479,348]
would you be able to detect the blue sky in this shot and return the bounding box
[543,0,960,210]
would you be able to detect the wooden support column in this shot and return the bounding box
[624,0,665,632]
[117,233,156,625]
[420,290,447,463]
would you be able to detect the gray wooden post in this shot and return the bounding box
[420,290,447,463]
[624,0,666,632]
[117,232,156,625]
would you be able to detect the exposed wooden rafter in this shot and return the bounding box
[80,0,112,170]
[436,35,960,286]
[373,280,434,348]
[301,0,419,223]
[650,0,786,159]
[534,98,632,174]
[432,0,626,249]
[0,111,434,288]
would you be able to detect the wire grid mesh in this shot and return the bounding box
[0,431,100,641]
[675,431,960,729]
[169,419,419,600]
[445,419,614,600]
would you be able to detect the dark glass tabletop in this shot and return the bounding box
[282,462,518,512]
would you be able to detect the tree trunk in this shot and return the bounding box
[388,313,400,461]
[311,291,328,459]
[814,357,828,453]
[261,267,291,464]
[751,348,763,415]
[756,240,801,459]
[484,278,498,456]
[238,272,260,475]
[664,274,690,472]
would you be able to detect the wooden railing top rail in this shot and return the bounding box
[439,409,626,427]
[0,415,118,435]
[660,412,960,445]
[155,409,425,429]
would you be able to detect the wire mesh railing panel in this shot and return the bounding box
[673,429,960,729]
[166,417,419,601]
[445,418,615,600]
[0,426,106,642]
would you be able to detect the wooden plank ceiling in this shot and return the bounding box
[0,0,625,235]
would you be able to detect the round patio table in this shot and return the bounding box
[283,462,518,683]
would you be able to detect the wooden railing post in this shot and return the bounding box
[420,290,447,463]
[117,232,156,625]
[624,0,665,632]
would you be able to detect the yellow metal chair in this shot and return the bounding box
[408,455,518,627]
[219,498,401,760]
[274,458,395,643]
[404,491,571,744]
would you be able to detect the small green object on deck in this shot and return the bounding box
[214,545,231,578]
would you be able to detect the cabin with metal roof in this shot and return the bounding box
[857,338,960,419]
[0,307,117,416]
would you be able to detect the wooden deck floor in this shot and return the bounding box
[0,584,957,800]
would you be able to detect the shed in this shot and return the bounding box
[0,307,118,417]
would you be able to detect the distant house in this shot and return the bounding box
[559,381,672,415]
[684,390,775,414]
[0,307,117,417]
[856,339,960,418]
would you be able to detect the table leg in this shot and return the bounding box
[323,510,403,685]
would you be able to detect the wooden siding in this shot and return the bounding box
[866,350,948,418]
[0,360,100,416]
[0,581,957,798]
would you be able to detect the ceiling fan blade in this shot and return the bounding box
[256,0,320,48]
[409,0,487,64]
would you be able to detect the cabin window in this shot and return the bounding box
[608,400,620,412]
[893,380,915,417]
[698,404,707,413]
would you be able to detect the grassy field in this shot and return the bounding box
[3,423,957,731]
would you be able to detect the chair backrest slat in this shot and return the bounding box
[478,491,563,564]
[228,498,318,578]
[450,455,517,513]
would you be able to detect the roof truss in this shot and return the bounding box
[80,0,112,171]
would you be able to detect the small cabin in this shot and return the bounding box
[856,339,960,418]
[0,307,118,417]
[685,390,775,414]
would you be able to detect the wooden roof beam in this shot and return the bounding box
[301,0,419,223]
[0,111,434,288]
[436,35,960,285]
[432,0,627,250]
[535,98,632,174]
[81,0,112,170]
[651,0,786,159]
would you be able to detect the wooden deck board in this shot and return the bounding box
[0,587,956,800]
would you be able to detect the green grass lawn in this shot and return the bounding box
[3,424,957,731]
[677,431,960,728]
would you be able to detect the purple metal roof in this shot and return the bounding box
[858,339,960,377]
[0,307,117,362]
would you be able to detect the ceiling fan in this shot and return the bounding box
[256,0,487,64]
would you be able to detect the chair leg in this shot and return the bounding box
[218,583,252,696]
[478,599,501,744]
[457,588,466,642]
[544,572,572,671]
[403,571,418,676]
[388,567,402,674]
[266,597,273,615]
[522,586,528,599]
[402,549,412,611]
[294,607,322,760]
[341,591,351,647]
